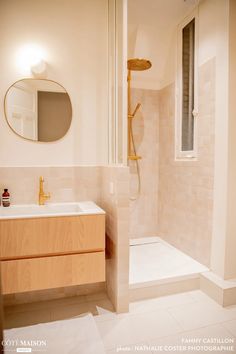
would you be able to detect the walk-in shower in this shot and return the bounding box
[127,58,152,199]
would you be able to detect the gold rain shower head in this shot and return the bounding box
[127,58,152,71]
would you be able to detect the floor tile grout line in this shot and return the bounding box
[95,293,201,323]
[96,297,213,324]
[219,322,236,339]
[162,293,233,310]
[103,326,186,352]
[142,322,236,349]
[113,295,197,319]
[166,307,186,332]
[96,314,187,351]
[94,304,194,324]
[160,313,236,339]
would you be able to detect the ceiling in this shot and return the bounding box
[128,0,199,89]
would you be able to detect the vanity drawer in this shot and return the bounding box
[1,251,105,294]
[0,214,105,260]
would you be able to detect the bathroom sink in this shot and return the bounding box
[0,201,105,219]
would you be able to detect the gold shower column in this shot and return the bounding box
[127,58,152,199]
[127,69,141,161]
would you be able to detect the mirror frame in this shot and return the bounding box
[4,78,73,143]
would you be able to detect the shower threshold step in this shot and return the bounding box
[129,272,209,302]
[129,237,209,301]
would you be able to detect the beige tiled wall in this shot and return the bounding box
[0,166,101,205]
[158,59,215,266]
[100,166,130,313]
[129,88,159,238]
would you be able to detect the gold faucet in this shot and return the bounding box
[39,176,50,205]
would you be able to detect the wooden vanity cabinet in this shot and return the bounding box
[0,214,105,294]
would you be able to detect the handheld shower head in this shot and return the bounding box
[127,58,152,71]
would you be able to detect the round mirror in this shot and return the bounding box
[4,79,72,142]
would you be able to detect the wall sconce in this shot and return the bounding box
[31,59,47,76]
[17,44,47,77]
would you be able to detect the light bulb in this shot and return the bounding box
[16,44,46,75]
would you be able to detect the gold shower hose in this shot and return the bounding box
[127,69,142,201]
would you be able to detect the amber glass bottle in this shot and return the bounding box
[2,189,10,207]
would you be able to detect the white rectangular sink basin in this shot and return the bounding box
[0,201,105,220]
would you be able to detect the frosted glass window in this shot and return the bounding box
[182,19,195,151]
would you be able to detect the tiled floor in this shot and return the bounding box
[95,290,236,354]
[4,290,236,354]
[130,237,209,286]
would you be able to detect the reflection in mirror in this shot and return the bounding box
[4,79,72,142]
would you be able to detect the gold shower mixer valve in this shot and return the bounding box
[128,155,142,160]
[128,103,141,119]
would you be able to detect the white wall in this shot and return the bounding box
[224,0,236,280]
[197,0,229,278]
[0,0,108,166]
[127,0,198,90]
[197,0,236,281]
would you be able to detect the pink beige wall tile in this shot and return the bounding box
[0,166,101,205]
[158,58,215,266]
[100,166,130,313]
[129,88,159,239]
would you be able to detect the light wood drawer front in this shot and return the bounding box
[1,251,105,294]
[0,214,105,260]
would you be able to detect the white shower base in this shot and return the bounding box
[129,237,208,289]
